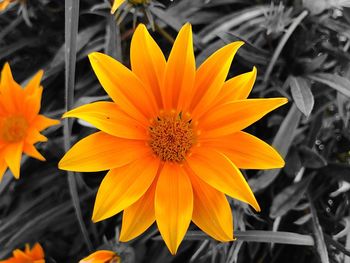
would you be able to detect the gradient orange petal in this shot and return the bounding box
[203,131,284,169]
[59,131,151,172]
[191,41,244,118]
[131,24,166,108]
[188,170,234,241]
[187,148,260,211]
[155,163,193,254]
[88,52,157,122]
[161,23,195,112]
[120,176,158,241]
[199,98,288,138]
[63,102,147,140]
[4,142,23,179]
[92,155,159,222]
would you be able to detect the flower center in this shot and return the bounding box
[149,111,196,162]
[1,115,28,143]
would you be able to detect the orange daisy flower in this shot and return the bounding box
[79,250,120,263]
[59,23,287,254]
[0,243,45,263]
[111,0,149,14]
[0,0,13,11]
[0,63,59,181]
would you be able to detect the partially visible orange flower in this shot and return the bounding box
[0,0,17,11]
[0,243,45,263]
[59,23,287,254]
[111,0,149,14]
[0,63,59,181]
[79,250,120,263]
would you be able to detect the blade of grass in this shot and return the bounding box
[308,191,330,263]
[64,0,93,251]
[152,230,315,246]
[263,10,308,83]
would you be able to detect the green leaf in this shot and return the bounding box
[249,104,302,192]
[289,76,314,117]
[299,145,327,168]
[308,73,350,98]
[153,230,315,246]
[270,175,314,219]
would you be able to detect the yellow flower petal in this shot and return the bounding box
[4,142,23,179]
[200,98,288,138]
[88,52,157,121]
[92,155,159,222]
[111,0,125,13]
[188,170,234,241]
[187,148,260,211]
[203,131,285,169]
[131,24,166,108]
[213,67,257,107]
[24,70,44,95]
[191,41,244,118]
[80,250,119,263]
[23,143,45,161]
[162,23,195,111]
[59,131,151,172]
[63,102,147,140]
[120,177,157,242]
[155,163,193,255]
[32,115,60,131]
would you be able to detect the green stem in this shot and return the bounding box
[64,0,93,251]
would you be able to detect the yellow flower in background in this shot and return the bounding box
[0,63,59,181]
[0,0,15,11]
[0,243,45,263]
[79,250,120,263]
[59,23,287,254]
[111,0,149,13]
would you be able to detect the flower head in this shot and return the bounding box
[59,23,287,254]
[0,63,59,181]
[0,243,45,263]
[79,250,120,263]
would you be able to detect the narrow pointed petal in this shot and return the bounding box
[25,70,44,95]
[131,24,166,108]
[4,142,23,179]
[0,158,8,182]
[0,63,15,87]
[23,143,45,161]
[187,148,260,211]
[28,243,44,259]
[213,67,257,107]
[88,52,157,121]
[80,251,119,263]
[191,41,244,118]
[111,0,125,13]
[120,177,157,241]
[32,115,60,131]
[63,102,147,140]
[92,155,159,222]
[203,131,285,169]
[200,98,288,138]
[25,128,48,144]
[187,170,234,241]
[161,23,195,111]
[59,132,151,172]
[155,163,193,254]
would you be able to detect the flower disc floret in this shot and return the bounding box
[1,115,28,143]
[149,111,196,162]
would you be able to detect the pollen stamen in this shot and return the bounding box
[1,115,28,143]
[149,111,196,162]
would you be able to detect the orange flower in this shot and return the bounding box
[79,250,120,263]
[0,243,45,263]
[0,0,17,11]
[0,63,59,181]
[59,23,287,254]
[111,0,149,13]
